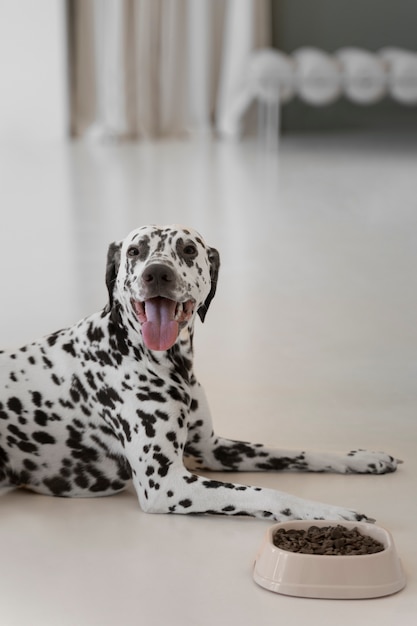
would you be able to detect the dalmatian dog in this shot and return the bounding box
[0,225,400,522]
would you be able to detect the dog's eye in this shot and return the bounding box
[183,243,198,257]
[127,246,140,257]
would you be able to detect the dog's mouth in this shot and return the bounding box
[131,297,195,351]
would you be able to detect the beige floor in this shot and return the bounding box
[0,131,416,625]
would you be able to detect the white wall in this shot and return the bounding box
[0,0,67,141]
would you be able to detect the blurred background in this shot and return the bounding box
[0,0,416,422]
[2,0,417,142]
[0,0,417,420]
[0,0,416,419]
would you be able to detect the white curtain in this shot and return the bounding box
[68,0,270,139]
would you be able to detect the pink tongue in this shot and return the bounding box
[142,297,179,351]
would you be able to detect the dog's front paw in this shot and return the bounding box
[306,503,375,524]
[344,450,402,474]
[278,497,374,524]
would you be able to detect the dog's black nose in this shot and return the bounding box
[142,263,175,286]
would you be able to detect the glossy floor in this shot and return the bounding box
[0,131,416,625]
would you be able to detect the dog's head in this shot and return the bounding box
[105,225,220,351]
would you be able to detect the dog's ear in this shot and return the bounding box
[198,247,220,323]
[105,241,122,309]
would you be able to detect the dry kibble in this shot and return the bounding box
[272,525,385,556]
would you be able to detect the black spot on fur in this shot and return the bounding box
[62,341,77,357]
[179,499,192,508]
[47,332,60,347]
[95,350,114,367]
[74,473,89,489]
[136,390,166,403]
[32,431,56,445]
[7,397,23,415]
[42,356,53,369]
[166,431,178,444]
[167,385,189,404]
[65,426,99,464]
[212,442,258,470]
[183,474,198,484]
[280,508,293,517]
[150,376,165,388]
[96,386,122,409]
[23,458,38,471]
[153,452,172,477]
[89,474,111,493]
[256,457,302,471]
[43,476,71,496]
[0,445,10,464]
[120,418,132,442]
[34,409,48,426]
[16,440,38,454]
[69,375,88,405]
[108,305,130,357]
[7,423,28,441]
[31,391,43,407]
[137,409,156,437]
[87,324,105,343]
[85,370,98,390]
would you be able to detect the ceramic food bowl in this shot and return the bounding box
[253,520,406,599]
